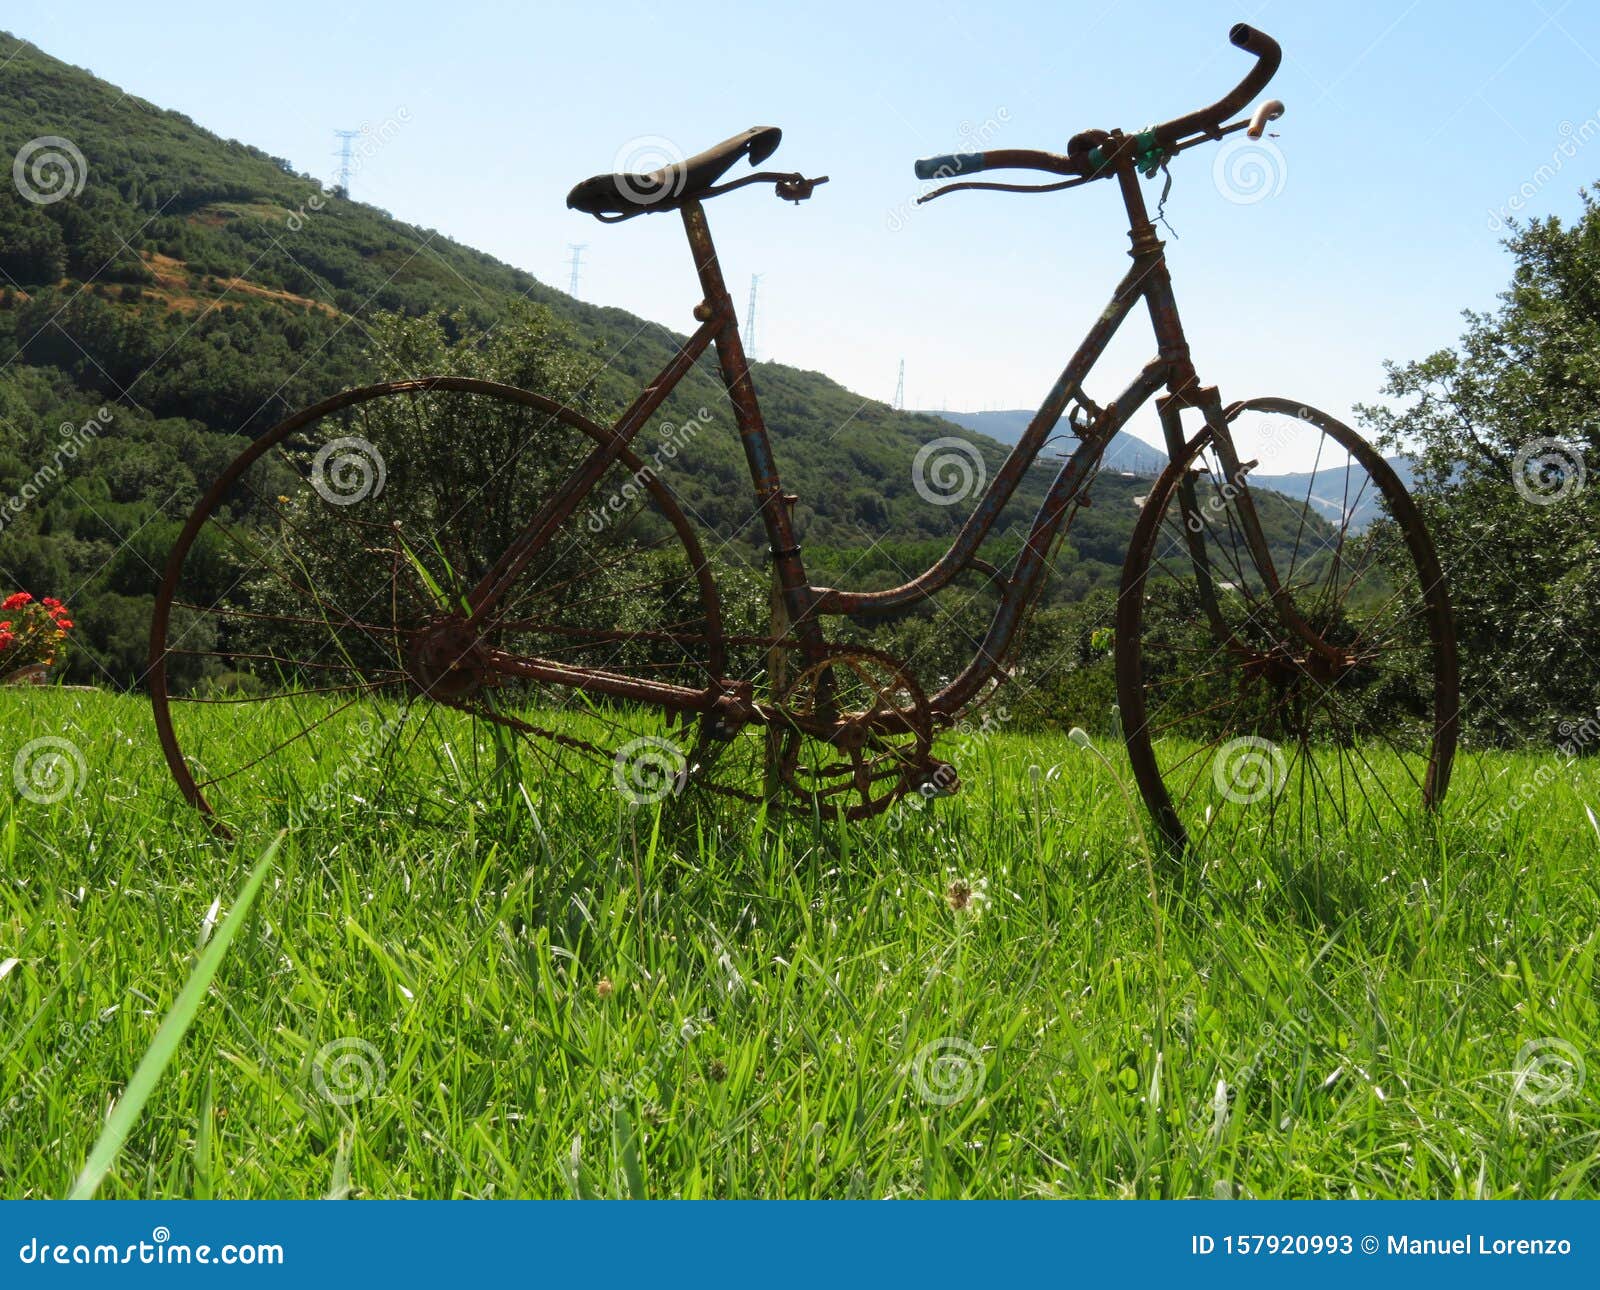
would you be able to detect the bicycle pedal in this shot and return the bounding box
[707,678,754,738]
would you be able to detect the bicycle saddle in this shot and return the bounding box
[567,126,782,219]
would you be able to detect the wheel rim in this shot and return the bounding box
[148,378,725,834]
[1116,398,1458,857]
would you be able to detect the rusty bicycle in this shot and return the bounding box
[150,23,1458,851]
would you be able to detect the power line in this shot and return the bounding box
[566,244,587,298]
[332,129,360,197]
[744,274,761,362]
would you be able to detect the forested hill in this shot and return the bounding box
[0,28,1043,534]
[930,409,1170,476]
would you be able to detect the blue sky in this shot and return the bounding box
[9,0,1600,451]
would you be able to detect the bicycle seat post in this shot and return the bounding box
[678,199,825,657]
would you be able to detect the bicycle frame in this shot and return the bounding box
[463,147,1262,724]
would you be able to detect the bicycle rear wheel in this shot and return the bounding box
[1115,398,1458,856]
[149,378,726,835]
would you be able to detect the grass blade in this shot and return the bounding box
[67,833,283,1200]
[615,1104,647,1199]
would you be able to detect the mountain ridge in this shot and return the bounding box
[932,407,1416,530]
[923,409,1169,476]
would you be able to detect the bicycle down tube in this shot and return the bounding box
[812,255,1166,623]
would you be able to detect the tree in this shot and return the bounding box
[1358,191,1600,744]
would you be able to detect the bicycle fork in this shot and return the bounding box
[1159,389,1350,668]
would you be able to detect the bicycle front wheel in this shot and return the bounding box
[1115,397,1458,857]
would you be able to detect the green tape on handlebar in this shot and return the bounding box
[1133,127,1168,179]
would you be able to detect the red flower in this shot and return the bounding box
[0,595,72,667]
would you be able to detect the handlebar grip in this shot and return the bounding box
[1247,99,1285,139]
[914,153,986,181]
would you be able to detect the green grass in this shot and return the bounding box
[2,689,1597,1198]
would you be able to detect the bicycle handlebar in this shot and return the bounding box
[911,24,1281,186]
[913,149,1081,182]
[1152,24,1281,147]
